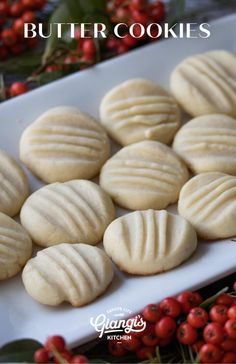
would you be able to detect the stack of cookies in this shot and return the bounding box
[1,49,235,307]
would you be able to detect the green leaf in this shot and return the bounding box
[0,74,6,101]
[42,1,81,64]
[167,0,186,25]
[0,339,42,363]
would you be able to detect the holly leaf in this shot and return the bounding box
[42,1,82,64]
[0,74,6,101]
[167,0,186,25]
[0,339,42,363]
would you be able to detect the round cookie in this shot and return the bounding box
[170,50,236,118]
[0,212,32,280]
[103,209,197,275]
[19,106,110,183]
[20,180,115,247]
[100,140,189,210]
[178,172,236,240]
[22,243,113,306]
[0,149,29,217]
[100,78,181,146]
[173,114,236,175]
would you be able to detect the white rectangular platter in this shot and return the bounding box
[0,14,236,348]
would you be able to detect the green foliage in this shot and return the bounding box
[0,339,42,363]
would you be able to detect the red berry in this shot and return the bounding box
[45,64,60,72]
[225,319,236,339]
[1,28,17,46]
[149,1,165,21]
[158,337,172,347]
[233,282,236,291]
[10,43,25,55]
[177,323,198,345]
[187,307,208,328]
[10,82,28,97]
[0,46,9,60]
[108,340,127,357]
[117,43,129,55]
[177,291,201,314]
[27,37,38,48]
[142,304,162,323]
[114,7,129,22]
[13,18,25,35]
[82,39,96,56]
[54,350,73,364]
[132,11,148,25]
[136,346,155,360]
[71,355,88,364]
[203,323,225,345]
[155,316,176,339]
[192,340,205,353]
[122,335,141,352]
[216,294,234,307]
[210,304,228,325]
[21,0,35,9]
[222,352,236,363]
[199,343,223,364]
[122,34,138,48]
[64,55,79,65]
[22,10,36,23]
[34,348,49,364]
[141,325,159,346]
[0,1,9,17]
[10,2,23,17]
[159,297,182,318]
[193,292,203,305]
[106,37,119,50]
[221,338,236,352]
[45,335,66,352]
[34,0,47,10]
[129,0,146,11]
[228,306,236,320]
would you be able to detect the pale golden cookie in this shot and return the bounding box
[100,140,189,210]
[103,209,197,275]
[100,78,181,146]
[22,243,113,306]
[20,180,115,247]
[178,172,236,239]
[20,106,110,183]
[0,149,29,217]
[173,114,236,175]
[170,50,236,117]
[0,212,32,280]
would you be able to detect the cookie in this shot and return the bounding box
[0,149,29,217]
[100,140,189,210]
[103,209,197,275]
[19,106,110,183]
[170,50,236,117]
[173,114,236,175]
[100,78,181,146]
[20,180,115,247]
[22,243,113,306]
[178,172,236,239]
[0,212,32,280]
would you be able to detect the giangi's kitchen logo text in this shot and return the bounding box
[90,307,146,341]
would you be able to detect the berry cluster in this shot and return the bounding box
[0,0,47,59]
[108,284,236,363]
[34,335,88,364]
[106,0,165,54]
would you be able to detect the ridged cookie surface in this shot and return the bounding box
[103,209,197,275]
[170,50,236,117]
[100,78,181,146]
[0,149,29,217]
[178,172,236,239]
[20,106,110,183]
[0,212,32,280]
[22,243,114,306]
[20,180,115,247]
[173,115,236,175]
[100,141,189,210]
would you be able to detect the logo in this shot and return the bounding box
[90,307,146,341]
